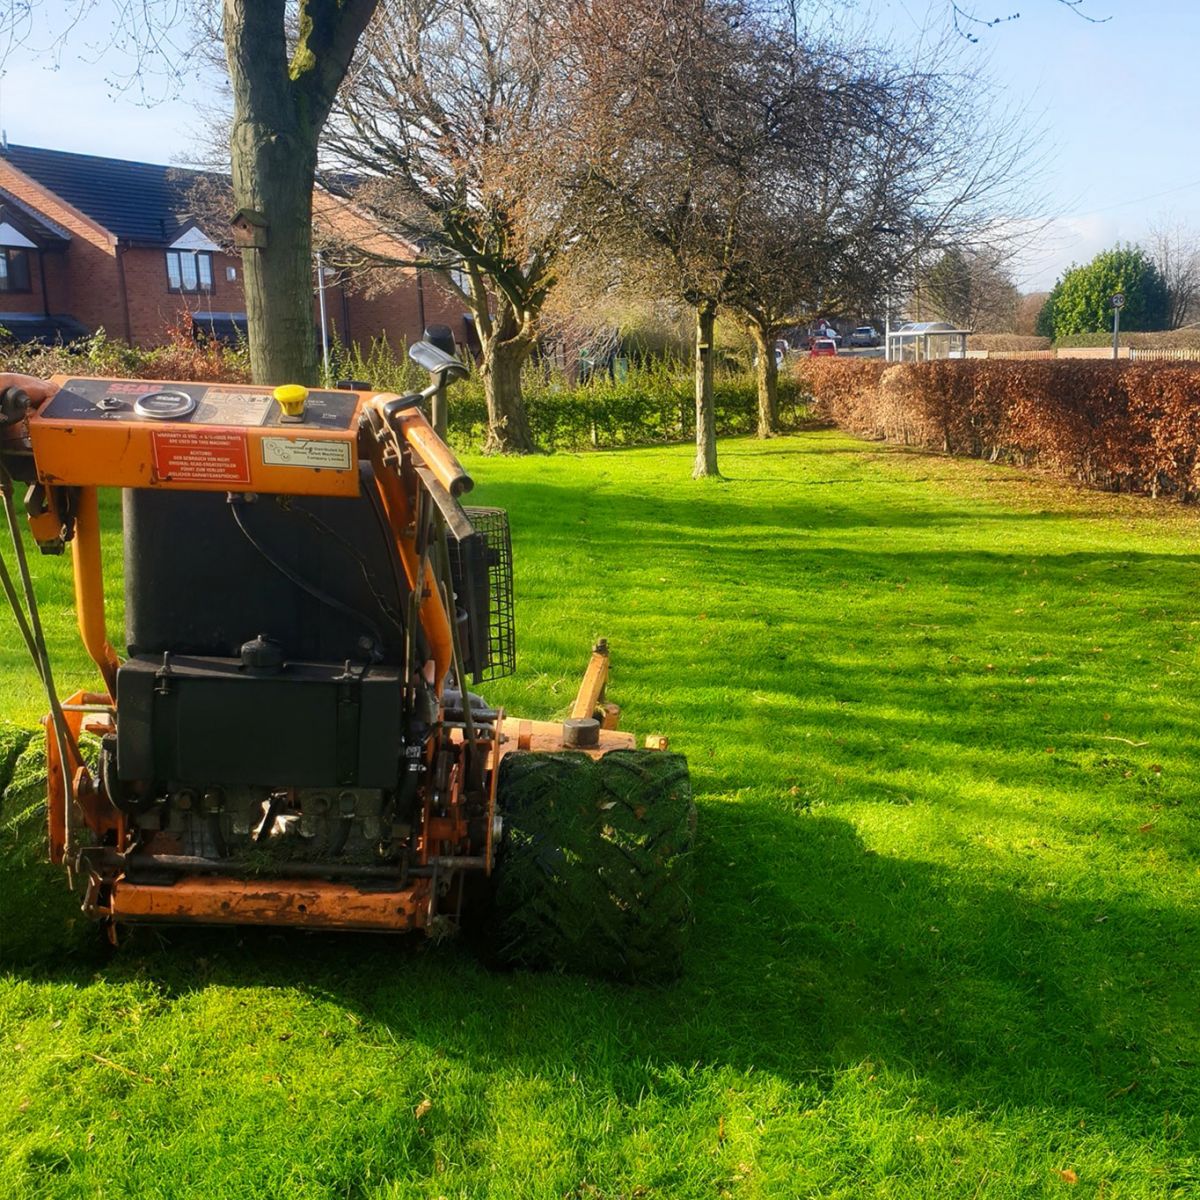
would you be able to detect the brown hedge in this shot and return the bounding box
[796,359,1200,501]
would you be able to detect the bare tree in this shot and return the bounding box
[323,0,585,453]
[568,0,795,477]
[719,40,941,435]
[576,4,1042,451]
[1147,219,1200,330]
[1014,290,1049,336]
[920,247,1019,331]
[0,1,378,385]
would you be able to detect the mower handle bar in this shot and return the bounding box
[369,393,474,497]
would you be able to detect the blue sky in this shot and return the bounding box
[0,0,1194,292]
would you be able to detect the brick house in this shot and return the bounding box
[0,143,468,354]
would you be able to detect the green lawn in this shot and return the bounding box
[1,431,1198,1198]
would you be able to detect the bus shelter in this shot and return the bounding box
[885,321,970,362]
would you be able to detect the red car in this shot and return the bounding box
[809,338,838,358]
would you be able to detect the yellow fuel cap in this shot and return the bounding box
[273,383,308,421]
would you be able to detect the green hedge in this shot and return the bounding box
[327,340,809,451]
[1054,330,1200,350]
[7,330,807,453]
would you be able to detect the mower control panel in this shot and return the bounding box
[39,378,359,431]
[29,376,368,498]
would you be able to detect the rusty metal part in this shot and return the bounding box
[44,690,117,864]
[104,873,432,932]
[94,850,428,881]
[498,716,635,759]
[570,638,610,720]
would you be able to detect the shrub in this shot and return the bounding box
[797,358,1200,501]
[1039,245,1169,338]
[4,329,806,452]
[1054,329,1200,350]
[967,334,1051,352]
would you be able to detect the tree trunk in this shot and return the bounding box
[481,334,536,454]
[224,1,319,386]
[693,301,719,478]
[231,131,318,386]
[224,0,379,387]
[749,323,779,437]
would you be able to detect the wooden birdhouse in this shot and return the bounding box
[230,208,269,249]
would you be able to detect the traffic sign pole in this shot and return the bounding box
[1111,293,1125,361]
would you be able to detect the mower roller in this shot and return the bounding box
[0,340,694,981]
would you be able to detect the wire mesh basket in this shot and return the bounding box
[462,506,515,681]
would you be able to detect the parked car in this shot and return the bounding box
[848,325,880,347]
[806,323,841,348]
[809,338,838,358]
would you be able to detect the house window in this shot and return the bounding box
[166,250,214,294]
[0,248,32,293]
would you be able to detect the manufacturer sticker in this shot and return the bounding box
[152,429,251,485]
[261,436,352,471]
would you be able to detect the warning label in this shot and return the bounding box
[261,437,352,471]
[152,429,251,484]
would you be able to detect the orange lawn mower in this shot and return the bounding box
[0,333,694,981]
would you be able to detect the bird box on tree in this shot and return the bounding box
[230,208,269,249]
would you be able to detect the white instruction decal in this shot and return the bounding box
[261,436,352,471]
[193,390,273,427]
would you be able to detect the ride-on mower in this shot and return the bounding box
[0,336,694,981]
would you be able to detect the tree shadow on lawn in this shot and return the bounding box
[487,475,1124,536]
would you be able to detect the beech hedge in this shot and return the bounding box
[797,358,1200,501]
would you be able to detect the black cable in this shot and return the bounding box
[273,497,405,636]
[229,499,385,661]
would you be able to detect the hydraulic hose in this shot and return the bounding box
[0,459,78,861]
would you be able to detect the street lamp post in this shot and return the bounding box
[316,250,332,385]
